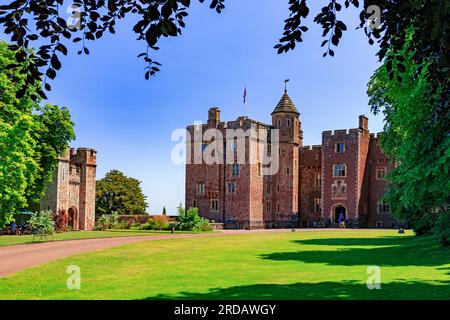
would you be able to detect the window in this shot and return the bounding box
[197,182,206,195]
[315,173,321,188]
[333,164,346,177]
[277,119,281,127]
[265,183,271,195]
[377,199,390,214]
[277,184,280,192]
[314,197,321,213]
[192,200,197,208]
[258,162,262,176]
[267,143,272,156]
[286,167,290,176]
[277,203,280,212]
[227,182,236,193]
[287,119,291,127]
[266,202,271,213]
[211,199,219,212]
[376,167,387,180]
[232,163,240,176]
[376,221,383,228]
[335,142,345,153]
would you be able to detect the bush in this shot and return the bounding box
[198,219,213,231]
[52,209,68,232]
[29,210,55,234]
[153,215,169,230]
[94,212,120,230]
[140,219,157,230]
[177,206,212,231]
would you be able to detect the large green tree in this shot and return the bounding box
[0,41,75,226]
[367,31,450,245]
[96,170,148,217]
[0,1,447,100]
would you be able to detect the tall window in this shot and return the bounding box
[286,166,290,176]
[333,164,346,177]
[315,173,321,188]
[266,201,271,213]
[197,182,206,195]
[378,199,390,213]
[265,182,271,195]
[227,182,236,193]
[277,119,281,127]
[335,142,345,153]
[314,197,321,213]
[376,167,387,180]
[258,162,262,176]
[232,163,240,176]
[287,119,291,127]
[192,200,197,208]
[211,199,219,212]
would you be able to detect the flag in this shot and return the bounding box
[243,87,247,104]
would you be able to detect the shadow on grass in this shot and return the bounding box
[259,236,450,267]
[143,280,450,300]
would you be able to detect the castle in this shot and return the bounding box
[40,147,97,230]
[185,90,397,229]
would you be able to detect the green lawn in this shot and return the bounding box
[0,229,198,247]
[1,230,449,300]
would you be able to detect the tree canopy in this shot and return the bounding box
[367,31,450,245]
[95,169,148,217]
[0,1,447,100]
[0,41,75,226]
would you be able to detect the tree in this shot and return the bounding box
[162,206,167,215]
[95,170,148,217]
[0,116,38,227]
[0,41,75,226]
[0,1,447,101]
[367,30,450,246]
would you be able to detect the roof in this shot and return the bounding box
[271,90,300,115]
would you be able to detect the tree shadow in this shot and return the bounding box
[143,280,450,300]
[259,236,450,267]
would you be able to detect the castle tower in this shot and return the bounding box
[269,90,303,226]
[72,148,97,230]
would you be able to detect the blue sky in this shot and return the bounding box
[2,1,384,214]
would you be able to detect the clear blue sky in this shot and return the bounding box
[2,1,384,214]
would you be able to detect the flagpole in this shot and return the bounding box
[243,86,247,116]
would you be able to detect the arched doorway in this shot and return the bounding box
[68,207,77,230]
[334,205,346,223]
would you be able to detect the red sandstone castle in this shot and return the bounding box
[40,147,97,230]
[185,90,397,229]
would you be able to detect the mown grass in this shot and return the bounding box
[0,229,204,247]
[0,230,449,300]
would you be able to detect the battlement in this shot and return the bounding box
[301,145,322,151]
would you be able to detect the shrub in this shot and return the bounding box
[52,209,68,232]
[153,215,169,230]
[129,221,142,230]
[94,212,120,230]
[198,218,213,231]
[29,210,55,234]
[177,206,211,231]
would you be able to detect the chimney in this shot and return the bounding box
[208,107,220,128]
[359,115,368,132]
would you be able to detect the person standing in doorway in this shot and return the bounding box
[338,212,345,228]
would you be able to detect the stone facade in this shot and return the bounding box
[40,147,97,230]
[185,91,397,229]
